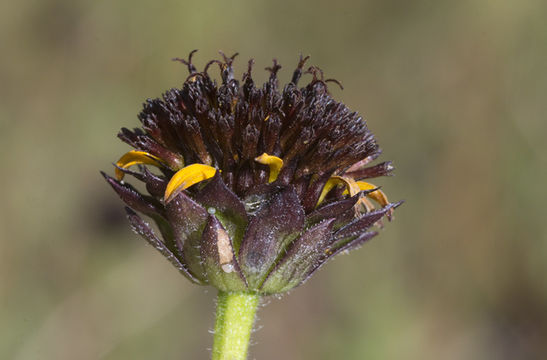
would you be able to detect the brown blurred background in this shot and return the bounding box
[1,0,546,359]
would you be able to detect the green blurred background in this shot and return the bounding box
[2,0,546,359]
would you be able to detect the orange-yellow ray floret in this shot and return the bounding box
[254,153,284,182]
[353,181,393,221]
[318,177,390,210]
[164,163,218,203]
[353,181,390,208]
[317,176,360,206]
[115,150,164,181]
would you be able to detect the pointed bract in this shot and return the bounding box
[193,173,249,252]
[165,191,209,281]
[334,203,397,241]
[102,172,164,217]
[125,207,202,284]
[239,185,305,288]
[200,215,248,291]
[261,218,335,293]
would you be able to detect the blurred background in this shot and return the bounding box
[1,0,546,359]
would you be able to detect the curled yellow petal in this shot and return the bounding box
[318,177,390,213]
[355,181,390,207]
[254,153,283,182]
[164,163,218,203]
[115,150,164,181]
[317,176,360,206]
[354,181,393,221]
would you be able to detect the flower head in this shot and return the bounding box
[102,51,400,294]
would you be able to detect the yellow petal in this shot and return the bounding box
[317,176,360,206]
[254,153,283,182]
[355,181,393,220]
[164,163,218,203]
[318,177,391,214]
[115,150,164,180]
[355,181,390,207]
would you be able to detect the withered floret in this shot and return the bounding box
[103,51,400,294]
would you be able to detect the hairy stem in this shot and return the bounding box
[212,291,260,360]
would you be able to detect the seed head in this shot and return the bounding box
[102,51,401,294]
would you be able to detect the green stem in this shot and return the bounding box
[212,291,260,360]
